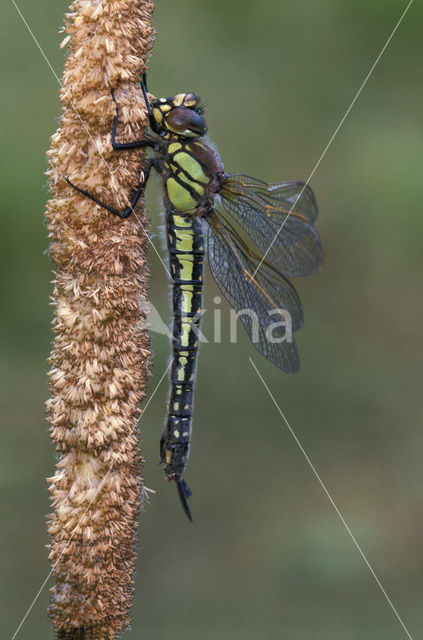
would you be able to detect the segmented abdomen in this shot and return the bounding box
[160,212,205,481]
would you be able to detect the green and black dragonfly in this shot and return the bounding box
[66,74,323,520]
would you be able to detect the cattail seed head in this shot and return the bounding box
[45,1,155,637]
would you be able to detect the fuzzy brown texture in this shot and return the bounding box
[45,1,155,638]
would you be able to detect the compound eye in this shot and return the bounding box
[166,107,206,136]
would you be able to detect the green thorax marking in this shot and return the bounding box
[164,141,212,213]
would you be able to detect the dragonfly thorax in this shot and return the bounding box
[162,139,224,215]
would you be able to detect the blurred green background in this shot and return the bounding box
[1,1,422,638]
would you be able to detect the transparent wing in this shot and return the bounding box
[223,174,319,222]
[207,211,303,373]
[219,174,323,277]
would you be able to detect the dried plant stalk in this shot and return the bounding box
[45,1,154,637]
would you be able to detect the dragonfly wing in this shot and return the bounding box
[224,174,319,222]
[207,211,303,373]
[219,174,323,277]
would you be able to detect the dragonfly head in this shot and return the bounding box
[150,93,207,139]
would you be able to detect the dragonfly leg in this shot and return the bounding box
[141,71,149,92]
[66,158,155,219]
[111,89,158,150]
[139,72,159,134]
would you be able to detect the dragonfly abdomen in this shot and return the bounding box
[161,212,205,518]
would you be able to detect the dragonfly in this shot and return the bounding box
[66,73,323,521]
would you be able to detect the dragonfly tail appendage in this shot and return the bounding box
[176,477,193,522]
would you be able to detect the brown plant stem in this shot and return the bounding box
[45,1,155,637]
